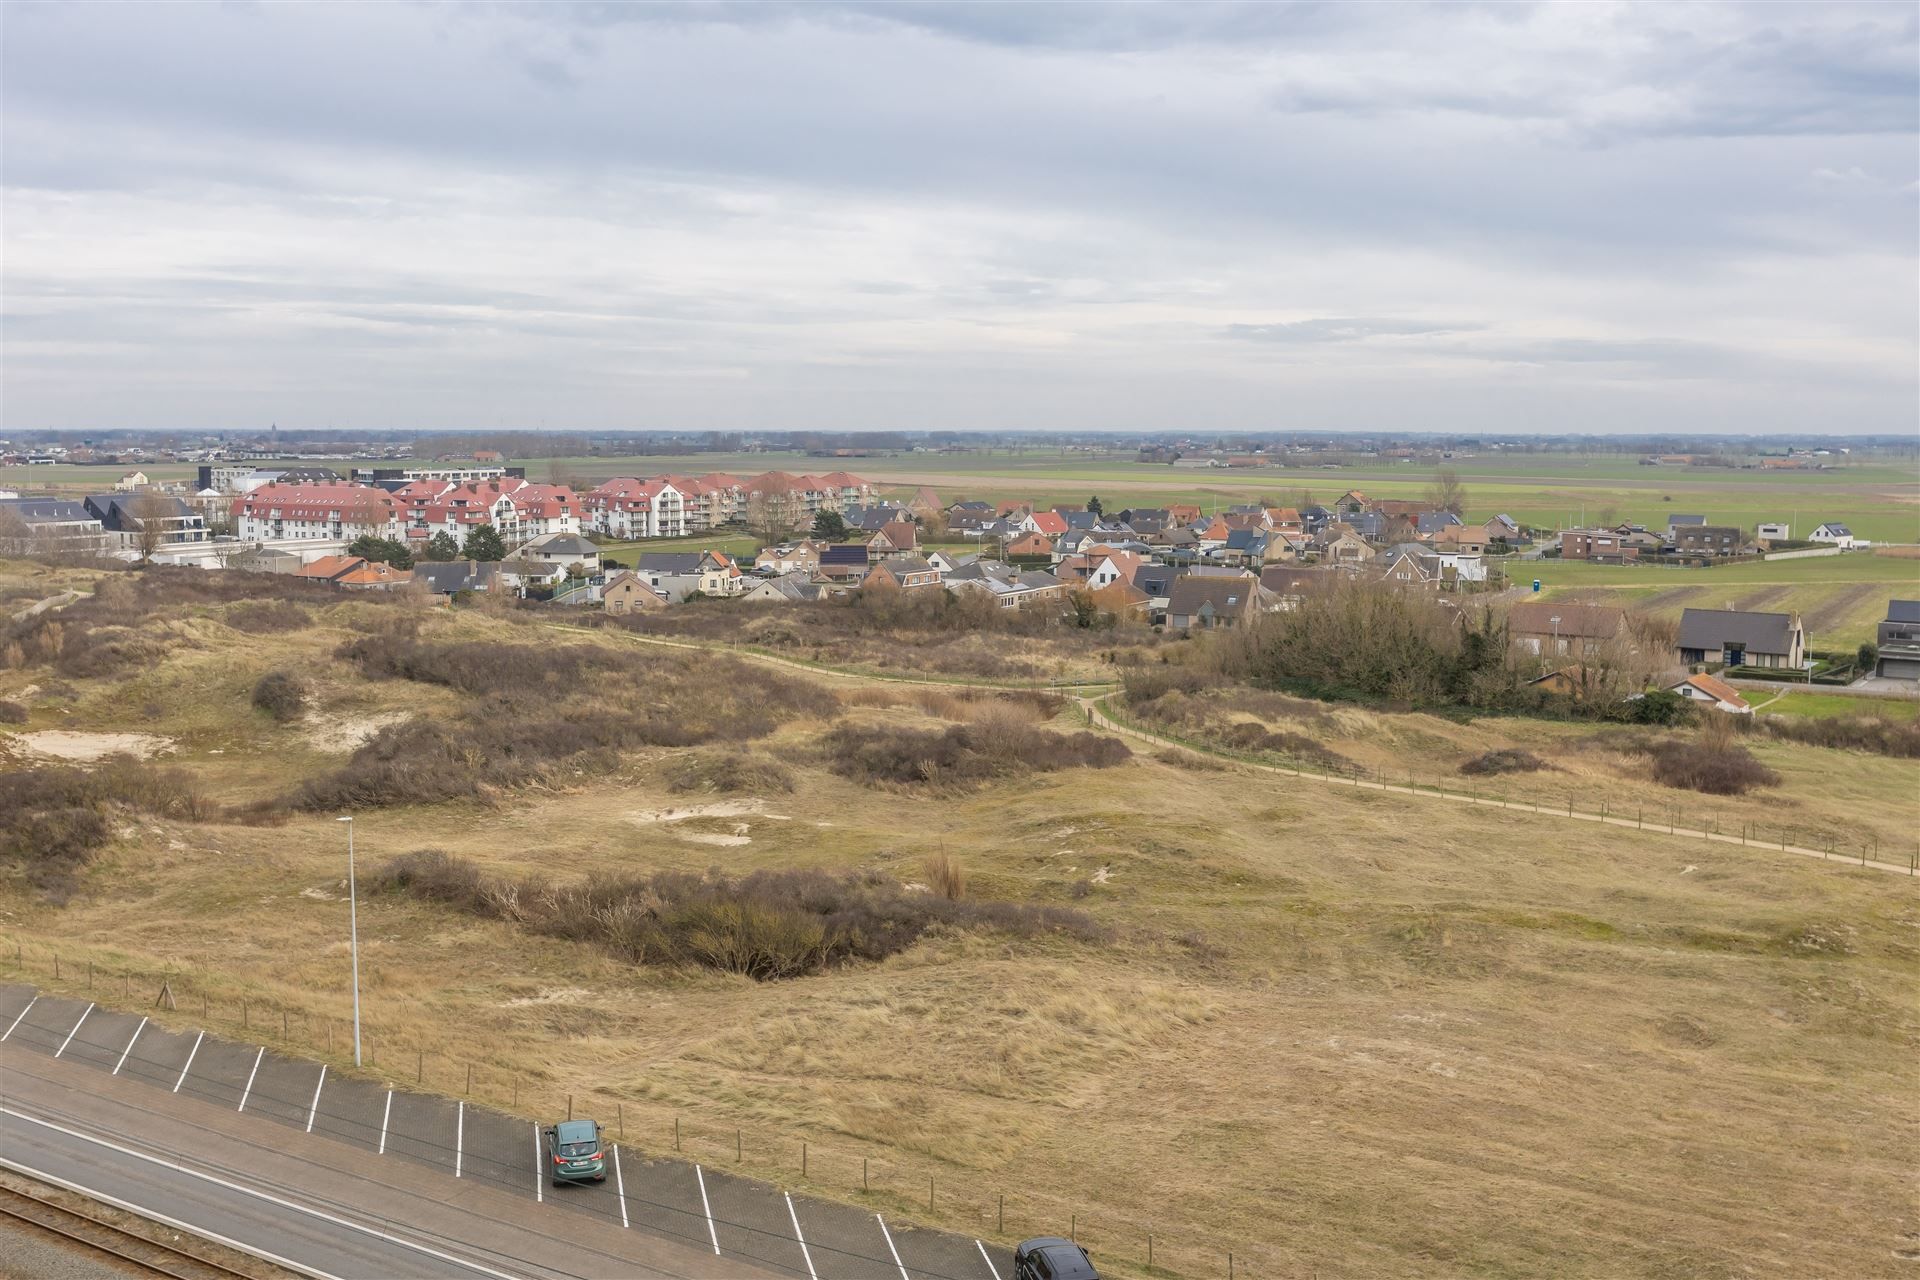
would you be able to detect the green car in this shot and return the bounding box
[544,1119,606,1187]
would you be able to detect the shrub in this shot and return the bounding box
[1646,735,1781,795]
[1460,749,1551,776]
[1759,714,1920,758]
[663,752,796,795]
[225,601,312,634]
[372,855,1106,980]
[823,722,1128,789]
[0,700,26,725]
[0,760,209,900]
[923,852,967,900]
[252,671,308,722]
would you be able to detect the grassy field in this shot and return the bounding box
[9,448,1917,543]
[1749,691,1920,720]
[1531,551,1920,648]
[1,568,1916,1278]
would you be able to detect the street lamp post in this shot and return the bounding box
[336,816,363,1068]
[1550,615,1562,656]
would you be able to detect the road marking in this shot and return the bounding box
[694,1163,719,1255]
[53,1003,94,1058]
[877,1214,910,1280]
[977,1239,1003,1280]
[238,1047,265,1113]
[0,1105,520,1280]
[378,1090,392,1155]
[532,1123,542,1203]
[1,996,35,1042]
[455,1100,464,1178]
[111,1017,148,1075]
[304,1065,327,1133]
[613,1145,629,1229]
[785,1192,818,1280]
[172,1031,203,1093]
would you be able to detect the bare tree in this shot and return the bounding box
[1426,468,1468,516]
[0,508,32,559]
[745,486,807,545]
[128,493,176,563]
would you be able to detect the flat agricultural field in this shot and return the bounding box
[1531,552,1920,648]
[1,568,1916,1279]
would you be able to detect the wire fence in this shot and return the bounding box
[1,939,1260,1280]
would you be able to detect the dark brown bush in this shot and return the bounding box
[0,759,209,900]
[663,752,796,795]
[822,721,1129,789]
[251,671,308,722]
[0,700,26,725]
[1215,721,1350,770]
[1646,737,1781,795]
[1460,748,1551,776]
[372,853,1108,980]
[225,601,313,634]
[1759,714,1920,758]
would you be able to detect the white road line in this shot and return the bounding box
[1,996,35,1042]
[53,1003,94,1058]
[172,1031,204,1093]
[785,1192,819,1280]
[0,1105,520,1280]
[454,1101,464,1179]
[378,1090,392,1155]
[111,1017,148,1075]
[532,1123,542,1203]
[694,1164,720,1255]
[237,1047,265,1113]
[304,1065,327,1133]
[976,1239,1003,1280]
[613,1146,629,1229]
[877,1214,910,1280]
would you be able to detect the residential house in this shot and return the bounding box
[1131,563,1180,623]
[741,575,824,604]
[1559,529,1638,563]
[294,555,411,590]
[232,481,402,543]
[1002,530,1055,560]
[1166,575,1268,631]
[520,532,600,573]
[1317,527,1376,564]
[632,550,743,601]
[1672,525,1746,558]
[924,548,973,575]
[1380,543,1487,587]
[600,570,669,615]
[114,471,150,491]
[1479,514,1523,543]
[83,494,208,553]
[227,545,305,575]
[1020,511,1069,537]
[867,520,919,559]
[907,487,943,519]
[1874,600,1920,680]
[818,543,876,582]
[1668,514,1706,531]
[1756,521,1791,541]
[945,561,1066,610]
[584,478,687,538]
[863,555,941,591]
[1414,511,1464,537]
[1507,601,1627,659]
[755,540,823,576]
[1428,524,1489,555]
[414,560,500,596]
[0,497,112,555]
[1810,523,1857,549]
[1676,608,1806,670]
[1164,504,1202,527]
[1085,578,1153,622]
[1667,673,1752,714]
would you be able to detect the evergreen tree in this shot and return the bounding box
[812,509,848,541]
[1087,495,1104,518]
[463,526,507,562]
[348,535,413,569]
[422,531,461,562]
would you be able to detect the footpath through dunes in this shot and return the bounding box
[576,623,1917,878]
[0,982,1010,1280]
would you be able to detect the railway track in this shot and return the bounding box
[0,1177,269,1279]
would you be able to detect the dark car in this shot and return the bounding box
[543,1118,606,1186]
[1013,1237,1099,1280]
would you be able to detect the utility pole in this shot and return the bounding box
[336,816,363,1067]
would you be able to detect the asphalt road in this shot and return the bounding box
[1,983,1013,1280]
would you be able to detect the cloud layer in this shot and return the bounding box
[2,1,1913,433]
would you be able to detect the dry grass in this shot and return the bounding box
[1,570,1915,1278]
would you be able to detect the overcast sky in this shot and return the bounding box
[3,1,1914,434]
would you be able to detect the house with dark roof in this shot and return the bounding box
[1667,514,1706,529]
[414,560,500,596]
[0,497,111,554]
[1875,600,1920,680]
[83,494,208,551]
[1508,601,1627,659]
[1672,525,1747,558]
[818,543,875,582]
[1810,522,1857,548]
[1166,574,1267,631]
[1677,608,1805,670]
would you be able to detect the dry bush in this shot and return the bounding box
[1759,713,1920,758]
[251,671,308,722]
[823,721,1129,789]
[663,752,796,795]
[923,852,967,900]
[0,759,210,901]
[1213,721,1350,770]
[1645,718,1781,795]
[224,601,313,634]
[0,700,26,725]
[1460,749,1552,776]
[372,853,1106,980]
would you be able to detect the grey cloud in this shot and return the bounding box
[1224,319,1482,344]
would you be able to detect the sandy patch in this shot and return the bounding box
[626,801,787,847]
[503,987,590,1008]
[9,730,173,762]
[306,710,411,753]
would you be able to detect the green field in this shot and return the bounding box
[1529,552,1920,647]
[1749,691,1920,719]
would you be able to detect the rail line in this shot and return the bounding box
[0,1177,269,1280]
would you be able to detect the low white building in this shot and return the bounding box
[1809,523,1857,549]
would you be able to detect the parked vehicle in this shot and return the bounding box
[543,1118,606,1186]
[1013,1237,1099,1280]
